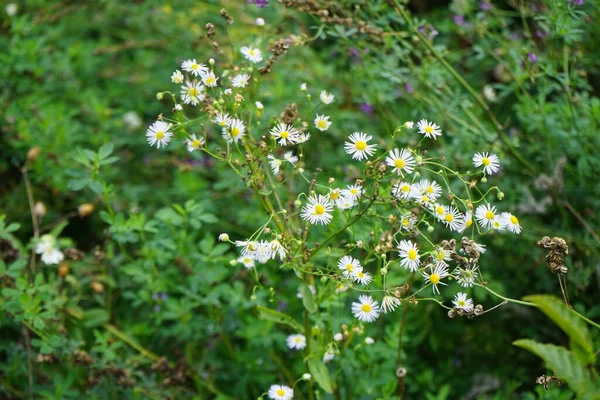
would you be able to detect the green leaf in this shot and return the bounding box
[316,279,337,305]
[301,284,317,313]
[98,143,114,159]
[256,306,303,332]
[5,223,20,233]
[307,358,333,393]
[513,339,600,398]
[68,179,88,191]
[50,221,69,238]
[89,180,103,194]
[99,156,119,166]
[99,211,113,225]
[524,295,594,355]
[82,308,109,328]
[382,379,397,398]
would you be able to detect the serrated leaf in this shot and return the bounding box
[256,306,303,332]
[524,295,594,355]
[98,143,114,159]
[307,358,333,393]
[513,339,600,398]
[301,284,317,313]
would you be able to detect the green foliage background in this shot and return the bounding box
[1,0,599,399]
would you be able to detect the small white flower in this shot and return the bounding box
[337,255,362,278]
[456,265,479,287]
[473,152,500,175]
[399,213,417,231]
[501,212,521,234]
[255,101,264,110]
[123,111,142,130]
[6,3,18,16]
[323,351,335,363]
[213,112,232,128]
[422,263,449,295]
[302,373,311,381]
[256,17,265,26]
[405,121,414,129]
[352,269,372,285]
[269,240,287,260]
[392,182,417,200]
[270,123,299,146]
[314,115,332,131]
[181,80,205,106]
[218,233,229,242]
[320,90,335,104]
[300,83,307,91]
[268,384,294,400]
[224,88,233,95]
[475,204,497,229]
[35,235,64,265]
[398,240,420,272]
[286,334,306,350]
[416,119,442,139]
[336,196,356,210]
[146,121,173,149]
[300,195,334,225]
[442,206,465,232]
[491,216,507,231]
[171,70,184,84]
[453,292,474,312]
[341,184,362,201]
[344,132,377,161]
[351,295,380,323]
[380,296,401,313]
[267,155,282,175]
[415,179,442,201]
[181,59,208,77]
[232,73,250,88]
[283,151,298,165]
[202,71,218,87]
[185,134,204,152]
[328,188,342,203]
[385,148,415,176]
[364,337,375,345]
[174,104,183,111]
[237,255,255,269]
[333,333,343,342]
[297,132,311,143]
[241,46,263,63]
[222,119,246,143]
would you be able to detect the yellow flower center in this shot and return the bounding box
[156,131,164,140]
[345,264,354,271]
[402,218,410,226]
[315,205,325,215]
[482,157,491,166]
[361,304,372,312]
[426,186,434,194]
[466,219,473,228]
[317,120,327,129]
[394,159,405,169]
[485,210,495,220]
[329,191,340,200]
[219,121,226,127]
[191,63,198,70]
[493,220,501,229]
[277,389,285,396]
[430,273,440,285]
[437,251,445,261]
[244,258,251,263]
[248,243,256,251]
[357,271,365,278]
[425,126,433,133]
[355,141,367,151]
[457,300,466,307]
[401,185,410,192]
[407,249,417,260]
[421,195,430,203]
[436,206,445,215]
[249,49,255,56]
[350,189,358,195]
[188,87,199,97]
[464,270,473,278]
[445,214,454,222]
[231,127,240,137]
[280,131,289,139]
[206,77,215,85]
[295,337,302,343]
[510,215,519,224]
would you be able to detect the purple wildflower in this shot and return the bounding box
[360,103,375,116]
[480,1,492,11]
[404,83,414,94]
[528,52,537,64]
[248,0,269,7]
[453,15,465,26]
[153,304,161,312]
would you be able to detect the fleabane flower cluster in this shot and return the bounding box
[235,239,288,265]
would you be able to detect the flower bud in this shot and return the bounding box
[427,225,434,233]
[250,294,257,301]
[481,176,488,183]
[218,233,230,242]
[58,262,69,277]
[256,17,265,26]
[497,191,504,200]
[364,337,374,345]
[78,203,95,217]
[255,101,264,110]
[333,333,343,341]
[229,259,238,266]
[27,147,42,161]
[380,267,388,275]
[302,373,311,381]
[156,92,164,100]
[91,281,104,293]
[34,202,47,218]
[294,199,302,208]
[209,58,215,65]
[300,83,307,91]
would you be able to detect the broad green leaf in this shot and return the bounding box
[307,358,333,393]
[513,339,600,398]
[256,306,303,332]
[524,295,594,355]
[82,308,109,328]
[50,221,69,238]
[98,143,114,159]
[301,284,317,313]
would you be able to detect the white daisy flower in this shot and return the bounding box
[232,73,250,88]
[202,71,218,87]
[224,88,232,95]
[392,182,417,201]
[344,132,377,161]
[415,194,433,207]
[269,240,287,260]
[463,211,474,231]
[254,240,274,264]
[341,184,362,201]
[337,255,362,278]
[399,213,417,231]
[181,59,208,77]
[297,132,311,143]
[240,46,263,63]
[171,70,184,84]
[491,216,507,231]
[456,265,479,287]
[268,384,294,400]
[300,194,334,225]
[286,334,306,350]
[365,337,375,345]
[146,121,173,149]
[352,269,372,285]
[415,179,442,201]
[237,255,255,269]
[432,248,451,265]
[351,295,380,323]
[255,101,264,110]
[319,90,335,104]
[222,119,246,143]
[422,263,449,295]
[212,112,232,128]
[398,240,420,271]
[283,151,298,165]
[475,204,498,229]
[323,351,335,363]
[380,296,401,313]
[416,119,442,139]
[185,134,204,152]
[267,155,282,175]
[314,115,332,131]
[300,83,307,91]
[181,80,205,106]
[385,148,415,176]
[335,196,356,210]
[174,104,183,111]
[327,188,342,203]
[473,152,500,175]
[432,203,447,221]
[453,292,474,312]
[335,283,349,294]
[501,212,521,234]
[270,123,299,146]
[405,121,415,129]
[442,206,465,232]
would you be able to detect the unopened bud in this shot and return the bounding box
[209,58,215,65]
[218,233,230,242]
[481,176,488,183]
[250,294,257,301]
[380,267,388,275]
[333,333,343,341]
[156,92,164,100]
[27,147,41,161]
[34,202,47,218]
[78,203,95,217]
[294,199,302,208]
[427,225,434,233]
[497,191,504,200]
[58,262,69,277]
[302,373,311,381]
[91,281,104,293]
